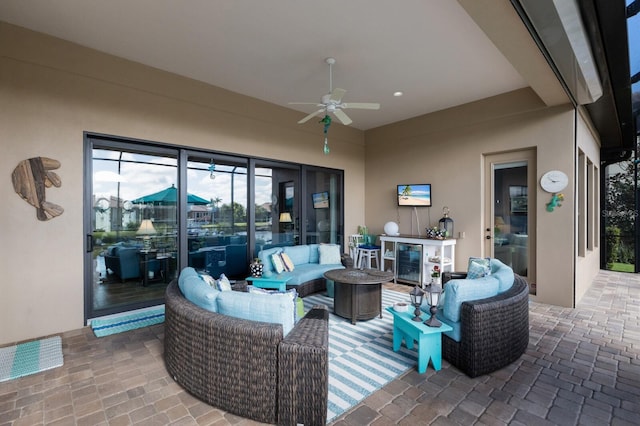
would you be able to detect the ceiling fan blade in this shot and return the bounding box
[333,109,352,126]
[298,109,325,124]
[329,88,347,103]
[289,102,322,106]
[342,102,380,110]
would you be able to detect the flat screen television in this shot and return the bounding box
[312,191,329,209]
[397,184,432,207]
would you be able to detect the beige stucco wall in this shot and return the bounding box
[365,89,578,307]
[575,108,602,303]
[0,22,365,345]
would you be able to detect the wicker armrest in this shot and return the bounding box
[278,304,329,426]
[231,280,248,292]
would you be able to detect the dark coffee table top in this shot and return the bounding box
[324,268,394,284]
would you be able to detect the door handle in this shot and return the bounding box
[86,234,94,253]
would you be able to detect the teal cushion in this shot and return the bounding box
[282,264,343,285]
[248,286,299,321]
[179,272,220,312]
[442,276,500,323]
[490,258,515,292]
[178,267,199,288]
[283,245,311,265]
[217,290,295,336]
[308,244,320,263]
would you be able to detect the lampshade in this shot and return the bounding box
[279,212,292,223]
[137,219,157,235]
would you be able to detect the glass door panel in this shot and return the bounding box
[484,149,536,294]
[305,168,343,246]
[89,145,177,317]
[253,162,300,256]
[186,155,249,279]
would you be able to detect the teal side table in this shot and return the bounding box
[246,275,291,291]
[385,306,452,373]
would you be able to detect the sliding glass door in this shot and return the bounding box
[185,154,249,279]
[86,137,178,319]
[85,134,344,321]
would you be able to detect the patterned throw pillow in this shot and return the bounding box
[318,244,341,265]
[217,273,232,291]
[467,257,491,279]
[280,252,295,272]
[198,273,217,287]
[271,253,285,273]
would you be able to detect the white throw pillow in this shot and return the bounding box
[318,244,341,264]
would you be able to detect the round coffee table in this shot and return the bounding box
[324,268,394,324]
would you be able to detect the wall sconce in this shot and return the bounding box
[409,286,424,322]
[424,284,442,327]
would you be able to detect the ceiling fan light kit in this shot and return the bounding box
[289,57,380,154]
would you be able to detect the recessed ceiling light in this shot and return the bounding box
[393,91,404,97]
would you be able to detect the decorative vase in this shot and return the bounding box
[249,259,263,277]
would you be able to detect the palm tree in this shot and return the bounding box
[401,185,411,199]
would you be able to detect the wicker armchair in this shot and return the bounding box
[440,273,530,377]
[164,280,329,425]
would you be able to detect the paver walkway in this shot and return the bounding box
[0,271,638,425]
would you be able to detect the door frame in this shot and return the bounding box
[483,149,537,289]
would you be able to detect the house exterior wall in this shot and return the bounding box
[575,108,602,303]
[365,89,580,307]
[0,22,365,345]
[0,21,602,344]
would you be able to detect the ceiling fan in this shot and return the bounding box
[289,57,380,126]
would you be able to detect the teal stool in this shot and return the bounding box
[325,279,334,298]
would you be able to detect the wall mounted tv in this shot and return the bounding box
[312,191,329,209]
[397,184,432,207]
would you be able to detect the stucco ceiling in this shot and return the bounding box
[0,0,534,130]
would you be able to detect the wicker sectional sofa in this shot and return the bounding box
[164,280,329,425]
[439,269,530,377]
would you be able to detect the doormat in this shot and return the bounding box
[91,306,165,337]
[0,336,63,382]
[303,288,417,423]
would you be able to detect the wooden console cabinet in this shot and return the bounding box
[379,235,456,286]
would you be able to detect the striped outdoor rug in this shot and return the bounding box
[0,336,63,382]
[91,306,165,337]
[303,288,418,423]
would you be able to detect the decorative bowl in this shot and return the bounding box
[393,302,409,313]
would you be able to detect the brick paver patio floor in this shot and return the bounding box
[1,270,638,425]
